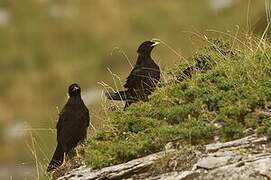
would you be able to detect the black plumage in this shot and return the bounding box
[47,83,90,172]
[106,40,160,109]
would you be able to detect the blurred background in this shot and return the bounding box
[0,0,268,179]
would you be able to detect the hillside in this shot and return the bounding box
[85,38,271,167]
[52,38,271,179]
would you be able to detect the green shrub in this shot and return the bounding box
[256,118,271,136]
[220,120,244,141]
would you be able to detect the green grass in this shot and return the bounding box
[85,39,271,169]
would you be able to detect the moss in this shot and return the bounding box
[220,120,245,141]
[86,40,271,169]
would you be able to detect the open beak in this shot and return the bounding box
[151,41,160,47]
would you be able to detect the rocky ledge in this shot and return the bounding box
[58,134,271,180]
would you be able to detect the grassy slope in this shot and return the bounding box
[85,39,271,169]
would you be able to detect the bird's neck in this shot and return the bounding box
[136,53,151,64]
[69,95,82,99]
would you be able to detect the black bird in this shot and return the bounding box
[106,40,160,109]
[47,83,90,172]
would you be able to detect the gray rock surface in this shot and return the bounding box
[196,155,234,170]
[146,171,200,180]
[58,150,176,180]
[203,157,271,180]
[58,134,271,180]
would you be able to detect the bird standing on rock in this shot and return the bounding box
[106,40,160,110]
[47,83,90,172]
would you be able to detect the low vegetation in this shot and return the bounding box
[85,39,271,169]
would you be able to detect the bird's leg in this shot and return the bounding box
[76,148,79,157]
[63,153,66,165]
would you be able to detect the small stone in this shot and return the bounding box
[214,135,220,142]
[243,128,254,136]
[235,161,245,167]
[213,122,224,129]
[165,142,174,150]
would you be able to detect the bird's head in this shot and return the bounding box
[137,40,160,55]
[68,83,81,97]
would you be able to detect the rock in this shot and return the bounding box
[202,156,271,180]
[58,135,271,180]
[213,122,224,129]
[58,150,176,180]
[253,158,271,178]
[146,171,200,180]
[196,154,237,170]
[205,134,268,152]
[244,128,254,136]
[164,142,174,151]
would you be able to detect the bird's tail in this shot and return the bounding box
[105,91,129,101]
[47,144,64,172]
